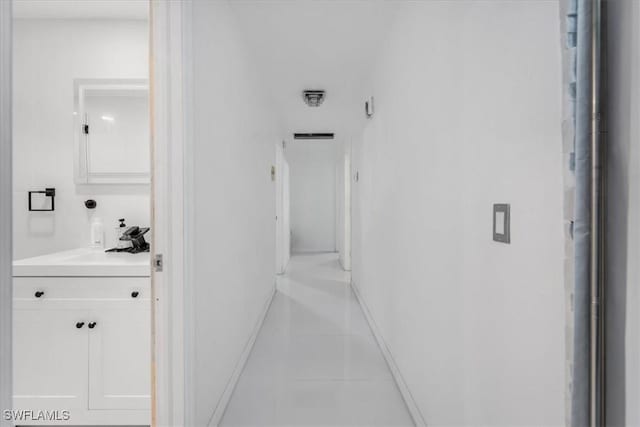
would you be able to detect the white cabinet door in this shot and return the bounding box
[13,308,89,411]
[88,307,151,410]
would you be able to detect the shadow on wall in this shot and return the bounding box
[604,0,637,424]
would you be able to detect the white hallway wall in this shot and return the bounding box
[351,2,565,425]
[190,1,280,425]
[287,140,337,253]
[12,19,149,259]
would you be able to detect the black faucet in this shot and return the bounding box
[106,226,150,253]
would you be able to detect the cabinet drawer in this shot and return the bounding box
[13,277,150,301]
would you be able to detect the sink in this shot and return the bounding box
[13,248,151,277]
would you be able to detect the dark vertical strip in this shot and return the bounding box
[574,0,606,425]
[603,0,635,425]
[590,0,606,425]
[573,0,594,425]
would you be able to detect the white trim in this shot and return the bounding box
[351,280,427,427]
[339,143,352,272]
[150,1,192,426]
[208,285,277,427]
[275,141,290,275]
[0,2,12,426]
[181,1,196,424]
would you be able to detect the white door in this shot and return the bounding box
[275,142,283,273]
[343,151,351,270]
[275,141,290,274]
[88,307,151,410]
[13,308,89,410]
[282,160,291,267]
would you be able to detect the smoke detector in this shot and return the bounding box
[302,90,325,107]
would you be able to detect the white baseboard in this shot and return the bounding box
[208,283,277,426]
[351,280,427,427]
[338,255,351,272]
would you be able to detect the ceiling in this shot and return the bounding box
[13,0,148,20]
[13,0,397,139]
[229,0,400,141]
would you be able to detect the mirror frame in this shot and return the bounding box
[74,78,150,185]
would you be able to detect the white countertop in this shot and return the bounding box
[13,248,151,277]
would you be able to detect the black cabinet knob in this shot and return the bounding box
[131,291,139,298]
[76,322,85,329]
[88,322,97,329]
[34,291,44,298]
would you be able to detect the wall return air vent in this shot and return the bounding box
[293,133,334,140]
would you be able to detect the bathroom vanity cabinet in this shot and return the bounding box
[12,250,151,425]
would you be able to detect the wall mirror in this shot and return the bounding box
[74,79,150,185]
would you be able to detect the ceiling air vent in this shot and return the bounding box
[294,133,334,140]
[302,90,325,107]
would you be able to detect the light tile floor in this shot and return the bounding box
[220,253,414,426]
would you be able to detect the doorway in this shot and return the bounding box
[5,1,152,426]
[275,140,291,274]
[288,139,339,254]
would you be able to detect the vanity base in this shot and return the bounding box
[12,273,151,427]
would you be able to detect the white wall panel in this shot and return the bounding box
[190,1,280,424]
[351,2,565,424]
[12,20,149,259]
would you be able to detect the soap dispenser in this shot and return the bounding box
[115,218,128,249]
[90,217,104,249]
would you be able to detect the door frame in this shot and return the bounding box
[0,1,12,426]
[0,2,193,426]
[343,144,352,271]
[150,0,193,425]
[275,140,290,274]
